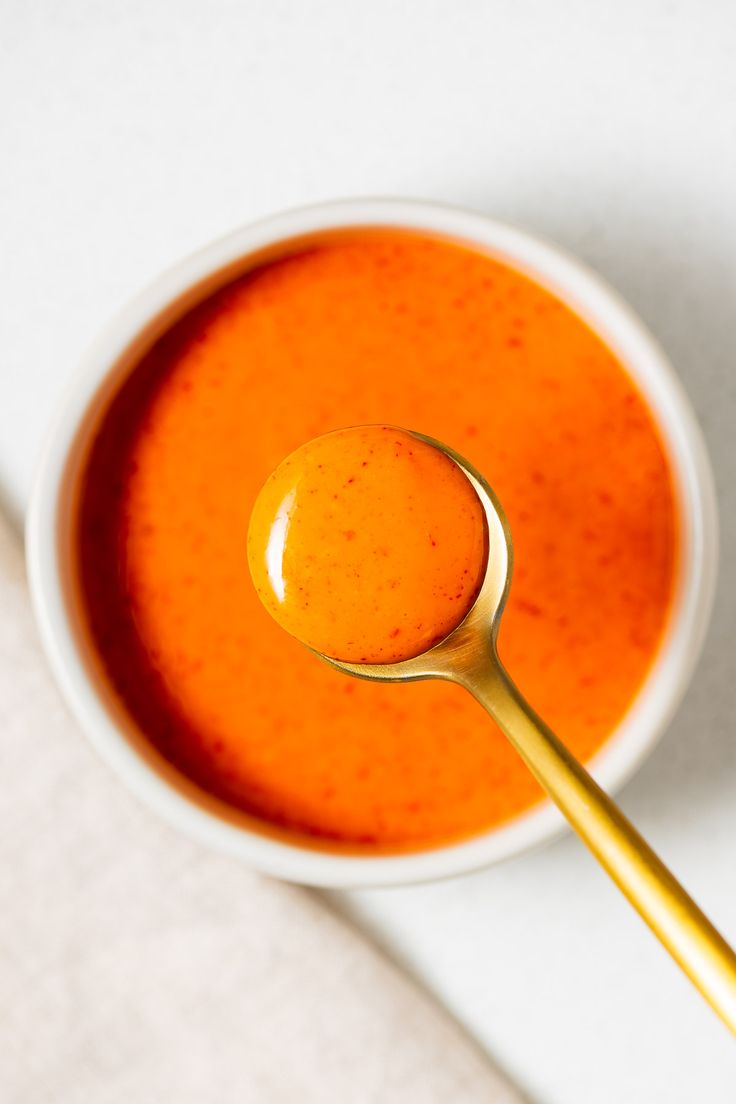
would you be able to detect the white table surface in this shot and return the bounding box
[3,2,736,1100]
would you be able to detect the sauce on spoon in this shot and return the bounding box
[247,426,488,663]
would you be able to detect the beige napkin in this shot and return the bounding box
[0,511,522,1103]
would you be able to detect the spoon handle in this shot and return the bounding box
[464,656,736,1034]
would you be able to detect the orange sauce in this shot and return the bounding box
[76,231,678,849]
[247,426,488,663]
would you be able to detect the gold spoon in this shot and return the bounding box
[301,429,736,1033]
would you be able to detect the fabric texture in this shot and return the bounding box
[0,512,522,1103]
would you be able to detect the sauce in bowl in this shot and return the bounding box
[76,231,678,850]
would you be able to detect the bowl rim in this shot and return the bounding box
[25,197,719,887]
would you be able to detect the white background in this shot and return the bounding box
[3,2,736,1100]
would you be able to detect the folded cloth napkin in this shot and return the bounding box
[0,511,522,1103]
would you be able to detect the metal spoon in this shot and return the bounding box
[313,430,736,1033]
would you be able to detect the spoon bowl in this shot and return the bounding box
[318,431,512,685]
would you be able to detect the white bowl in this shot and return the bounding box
[25,199,718,887]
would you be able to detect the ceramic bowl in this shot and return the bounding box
[25,199,718,886]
